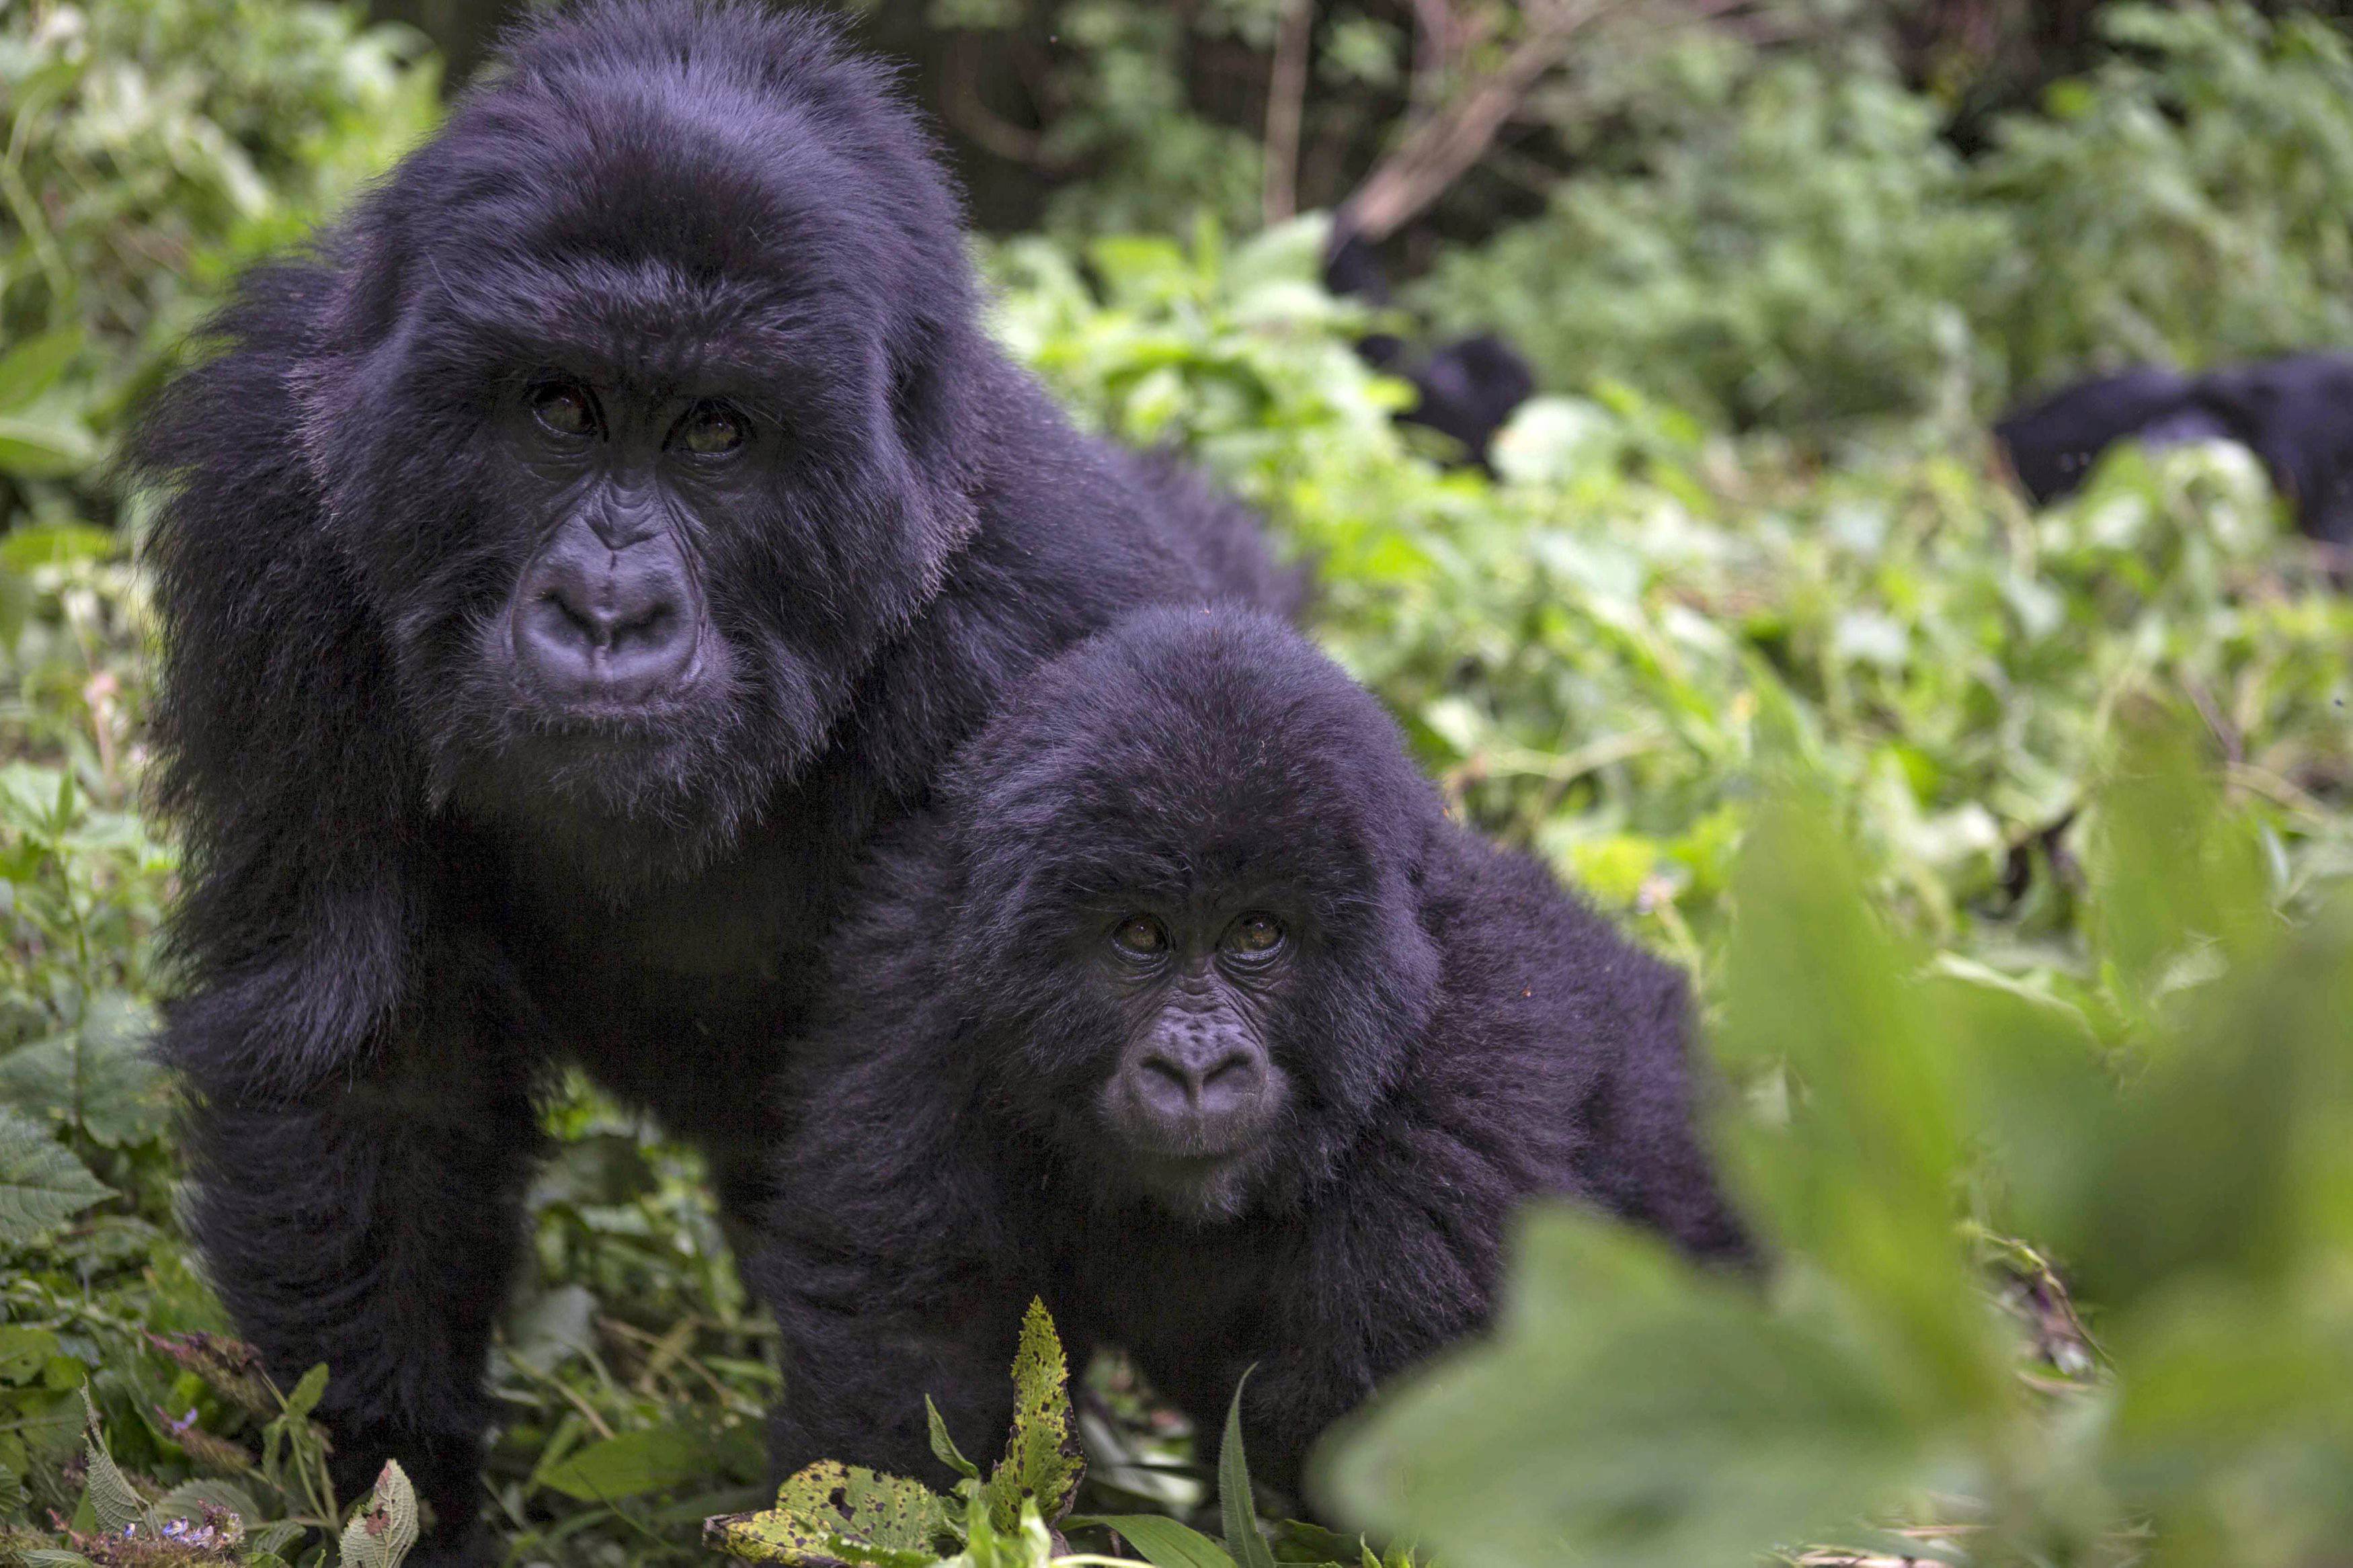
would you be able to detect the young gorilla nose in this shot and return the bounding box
[1130,1023,1268,1130]
[1114,1005,1276,1161]
[514,520,701,704]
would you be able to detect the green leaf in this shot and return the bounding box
[0,414,98,479]
[1320,1212,1925,1568]
[340,1459,421,1568]
[151,1477,264,1530]
[0,522,119,572]
[927,1397,981,1482]
[279,1362,329,1426]
[982,1299,1084,1530]
[1082,1514,1238,1568]
[1712,789,2009,1415]
[539,1421,731,1503]
[0,1106,112,1245]
[1218,1372,1275,1568]
[78,1387,159,1540]
[704,1460,955,1566]
[0,328,83,413]
[0,993,169,1148]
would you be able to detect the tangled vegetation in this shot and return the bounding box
[2,1,2351,1565]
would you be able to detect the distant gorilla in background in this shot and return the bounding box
[1323,230,1536,472]
[1995,353,2353,546]
[126,5,1293,1559]
[753,606,1747,1501]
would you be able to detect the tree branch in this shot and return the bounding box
[1263,0,1318,225]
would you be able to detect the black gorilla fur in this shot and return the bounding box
[1995,354,2353,547]
[752,606,1747,1501]
[126,5,1292,1557]
[1322,231,1535,472]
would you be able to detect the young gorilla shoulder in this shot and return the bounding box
[753,606,1745,1501]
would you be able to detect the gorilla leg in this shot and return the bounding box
[175,1016,544,1563]
[761,1270,1025,1489]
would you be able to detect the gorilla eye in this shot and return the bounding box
[1111,915,1168,956]
[1226,913,1285,956]
[675,401,746,456]
[530,380,599,439]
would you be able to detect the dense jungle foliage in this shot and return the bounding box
[1,1,2351,1565]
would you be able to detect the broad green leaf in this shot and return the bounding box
[705,1460,955,1566]
[0,1106,112,1245]
[983,1299,1083,1530]
[2087,710,2273,1024]
[1082,1514,1238,1568]
[0,522,118,572]
[0,993,169,1148]
[539,1420,735,1503]
[1320,1212,1924,1568]
[151,1477,264,1531]
[1712,789,2009,1417]
[0,328,83,413]
[1218,1373,1276,1568]
[78,1389,159,1539]
[0,414,98,479]
[340,1459,421,1568]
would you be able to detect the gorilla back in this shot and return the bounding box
[127,4,1289,1557]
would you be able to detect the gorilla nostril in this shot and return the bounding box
[1197,1052,1265,1114]
[542,589,598,643]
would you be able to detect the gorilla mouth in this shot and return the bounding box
[1113,1144,1279,1225]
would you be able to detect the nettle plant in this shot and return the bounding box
[706,1302,1412,1568]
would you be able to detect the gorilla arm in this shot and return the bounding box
[752,836,1038,1487]
[133,272,540,1564]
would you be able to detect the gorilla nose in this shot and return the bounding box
[1129,1037,1268,1135]
[514,529,699,702]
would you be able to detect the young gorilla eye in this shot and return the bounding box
[1225,912,1285,956]
[530,380,598,438]
[1111,915,1168,956]
[675,401,746,456]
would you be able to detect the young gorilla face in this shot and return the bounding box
[1091,899,1299,1217]
[290,6,985,887]
[943,608,1445,1223]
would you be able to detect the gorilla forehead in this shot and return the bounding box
[951,607,1437,908]
[358,1,968,386]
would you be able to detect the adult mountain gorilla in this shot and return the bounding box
[128,4,1292,1558]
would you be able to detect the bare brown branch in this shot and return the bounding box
[1263,0,1317,225]
[1339,0,1749,242]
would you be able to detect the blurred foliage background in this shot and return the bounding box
[3,1,2352,1565]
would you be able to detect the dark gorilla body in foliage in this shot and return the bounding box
[754,608,1746,1501]
[128,5,1292,1558]
[1996,354,2353,547]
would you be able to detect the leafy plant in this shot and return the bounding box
[710,1305,1401,1568]
[1324,715,2353,1566]
[0,0,440,526]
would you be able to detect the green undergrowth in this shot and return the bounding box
[3,3,2352,1563]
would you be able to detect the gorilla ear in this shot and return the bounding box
[883,315,988,582]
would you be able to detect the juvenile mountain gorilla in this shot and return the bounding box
[753,607,1747,1500]
[126,5,1291,1557]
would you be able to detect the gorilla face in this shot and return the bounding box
[285,12,984,889]
[1086,897,1302,1221]
[944,608,1445,1223]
